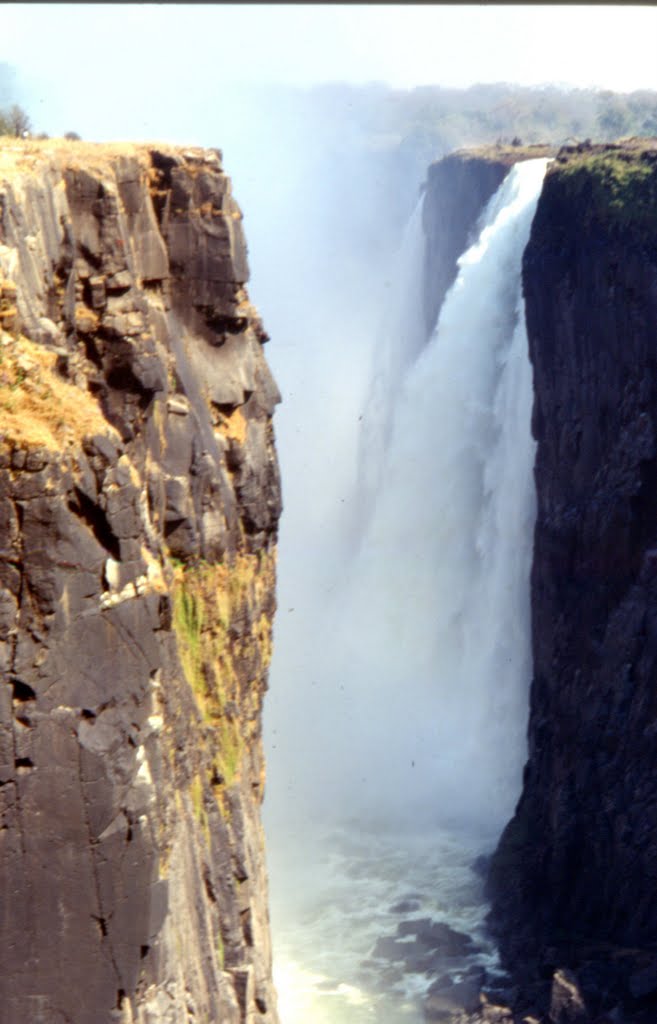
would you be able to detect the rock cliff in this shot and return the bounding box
[487,139,657,1023]
[421,140,657,1023]
[0,139,281,1024]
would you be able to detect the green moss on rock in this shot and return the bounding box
[550,140,657,237]
[171,551,276,790]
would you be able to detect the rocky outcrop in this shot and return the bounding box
[421,144,554,337]
[487,140,657,1022]
[0,140,281,1023]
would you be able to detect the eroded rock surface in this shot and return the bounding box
[0,139,281,1023]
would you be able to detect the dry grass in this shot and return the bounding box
[217,406,247,444]
[451,142,556,167]
[0,136,218,180]
[0,332,116,450]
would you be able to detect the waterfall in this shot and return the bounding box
[266,158,550,1024]
[326,157,550,834]
[356,197,428,526]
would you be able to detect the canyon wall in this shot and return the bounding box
[0,140,280,1024]
[487,140,657,1022]
[423,140,657,1023]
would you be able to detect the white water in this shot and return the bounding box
[269,158,549,1022]
[356,197,428,526]
[269,823,502,1023]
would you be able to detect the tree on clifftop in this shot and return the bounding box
[0,104,32,137]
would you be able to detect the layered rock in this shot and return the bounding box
[0,139,281,1023]
[487,140,657,1022]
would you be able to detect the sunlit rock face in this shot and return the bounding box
[488,141,657,1023]
[0,140,280,1024]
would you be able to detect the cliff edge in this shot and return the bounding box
[422,143,554,337]
[0,139,281,1023]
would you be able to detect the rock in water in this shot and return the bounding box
[0,140,281,1023]
[549,968,588,1023]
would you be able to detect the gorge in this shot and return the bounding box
[2,129,657,1024]
[260,138,657,1024]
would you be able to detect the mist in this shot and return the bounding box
[213,86,427,831]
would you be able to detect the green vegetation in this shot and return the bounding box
[554,146,657,236]
[309,82,657,158]
[0,103,31,137]
[272,80,657,249]
[215,927,225,970]
[173,583,205,691]
[171,553,275,790]
[190,774,206,826]
[449,141,556,167]
[170,551,275,838]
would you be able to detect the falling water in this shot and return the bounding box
[268,158,549,1022]
[356,197,428,526]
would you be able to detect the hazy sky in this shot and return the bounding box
[3,4,657,139]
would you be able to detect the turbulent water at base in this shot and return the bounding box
[268,159,550,1023]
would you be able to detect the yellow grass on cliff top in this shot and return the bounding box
[451,142,557,166]
[0,136,216,178]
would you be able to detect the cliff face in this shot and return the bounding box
[0,140,281,1024]
[488,141,657,1020]
[421,144,554,337]
[421,140,657,1022]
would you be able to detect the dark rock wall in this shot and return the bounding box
[487,142,657,1018]
[421,145,554,339]
[422,153,508,339]
[0,141,280,1024]
[421,140,657,1021]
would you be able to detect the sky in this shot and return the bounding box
[2,3,657,140]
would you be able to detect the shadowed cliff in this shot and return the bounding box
[486,139,657,1024]
[419,139,657,1024]
[0,139,281,1024]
